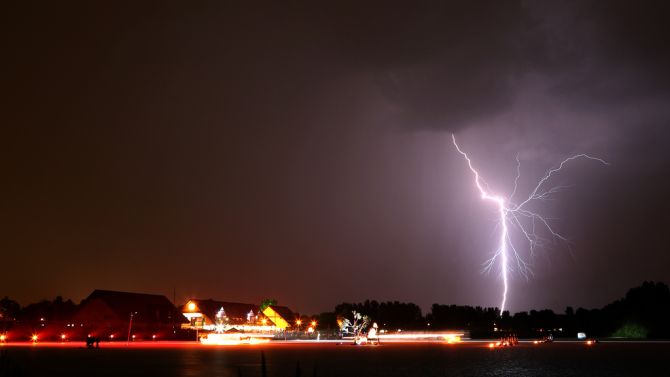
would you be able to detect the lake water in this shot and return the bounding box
[1,341,668,377]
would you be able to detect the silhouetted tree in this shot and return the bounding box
[19,296,77,322]
[0,297,20,321]
[259,298,277,312]
[335,300,424,329]
[317,312,338,329]
[602,281,670,338]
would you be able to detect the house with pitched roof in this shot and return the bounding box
[72,289,183,340]
[181,299,258,329]
[181,299,295,333]
[262,305,295,330]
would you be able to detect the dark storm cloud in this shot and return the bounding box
[313,1,540,131]
[530,0,670,108]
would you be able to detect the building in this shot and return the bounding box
[262,305,295,330]
[181,299,295,333]
[71,289,182,340]
[181,299,258,329]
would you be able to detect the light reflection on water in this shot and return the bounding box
[1,342,668,377]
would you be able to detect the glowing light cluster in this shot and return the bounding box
[199,333,272,345]
[375,332,465,342]
[452,134,608,315]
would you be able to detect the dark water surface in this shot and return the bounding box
[1,341,668,377]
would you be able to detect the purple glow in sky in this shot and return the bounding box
[452,134,608,314]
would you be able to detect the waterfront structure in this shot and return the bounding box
[72,289,182,340]
[262,305,294,330]
[181,299,295,333]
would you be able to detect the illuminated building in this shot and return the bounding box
[181,299,295,333]
[261,306,294,330]
[182,299,257,329]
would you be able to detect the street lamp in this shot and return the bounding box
[295,319,302,336]
[127,312,136,344]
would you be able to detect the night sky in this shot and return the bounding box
[2,1,669,315]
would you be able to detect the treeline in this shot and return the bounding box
[559,281,670,338]
[321,281,670,338]
[2,282,669,339]
[495,281,670,338]
[334,301,423,329]
[0,296,77,324]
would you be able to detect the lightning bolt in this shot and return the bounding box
[451,134,608,316]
